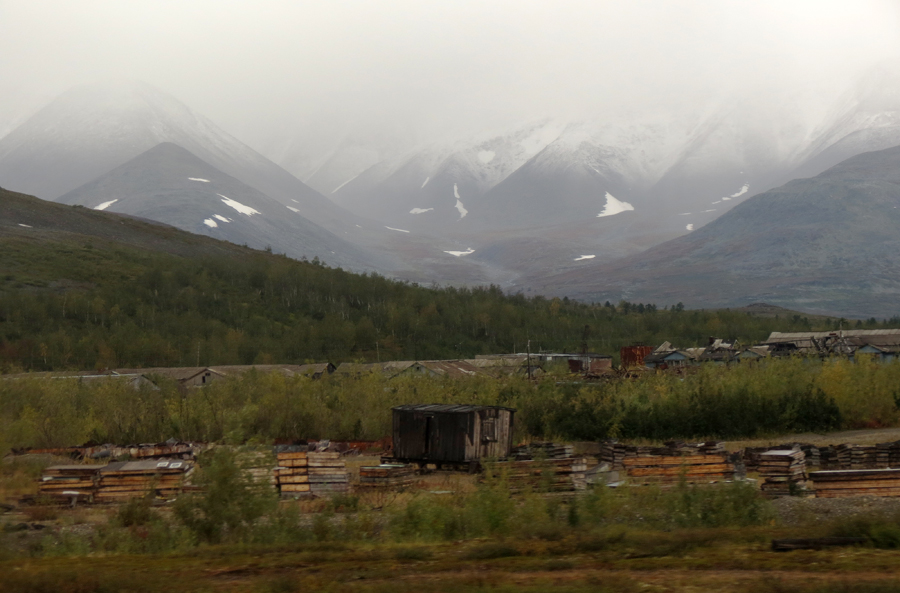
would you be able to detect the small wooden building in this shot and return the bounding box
[391,404,515,467]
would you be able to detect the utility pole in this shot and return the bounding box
[526,339,533,380]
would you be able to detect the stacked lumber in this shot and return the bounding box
[95,459,191,502]
[275,450,310,496]
[239,451,277,491]
[38,465,105,499]
[758,450,808,497]
[876,441,900,467]
[308,452,350,495]
[483,458,587,492]
[622,453,734,485]
[811,469,900,498]
[599,442,634,471]
[358,464,415,488]
[743,444,820,472]
[275,451,350,496]
[511,442,574,460]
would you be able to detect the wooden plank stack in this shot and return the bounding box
[511,442,574,460]
[308,452,350,495]
[810,469,900,498]
[275,450,310,496]
[758,450,808,497]
[622,453,734,485]
[95,459,191,502]
[358,464,415,488]
[599,442,635,471]
[38,465,106,499]
[275,450,349,497]
[483,457,587,492]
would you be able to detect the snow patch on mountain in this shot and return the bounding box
[94,199,118,211]
[730,183,749,198]
[18,223,32,228]
[453,183,468,218]
[574,255,596,261]
[410,208,434,214]
[331,173,359,194]
[188,177,210,183]
[444,248,474,257]
[686,223,694,231]
[478,150,495,164]
[218,194,260,216]
[385,226,410,233]
[421,176,430,188]
[213,214,231,223]
[597,192,634,217]
[286,206,300,213]
[203,218,218,228]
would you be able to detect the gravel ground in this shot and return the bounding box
[772,494,900,526]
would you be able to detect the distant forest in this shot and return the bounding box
[1,227,895,372]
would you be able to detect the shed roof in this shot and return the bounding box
[393,404,516,413]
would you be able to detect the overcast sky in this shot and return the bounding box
[2,1,899,148]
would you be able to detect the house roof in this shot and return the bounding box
[393,404,516,413]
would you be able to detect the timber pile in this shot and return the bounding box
[275,451,349,497]
[599,442,633,470]
[95,459,191,502]
[275,450,310,496]
[358,464,415,488]
[511,442,574,460]
[743,444,820,472]
[622,453,734,485]
[308,452,350,495]
[758,450,808,497]
[600,441,732,479]
[810,469,900,498]
[484,458,587,492]
[39,465,106,499]
[240,451,277,491]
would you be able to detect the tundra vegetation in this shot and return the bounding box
[3,361,900,591]
[2,357,898,451]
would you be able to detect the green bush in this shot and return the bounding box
[173,448,277,544]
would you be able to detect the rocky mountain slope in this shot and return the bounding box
[55,143,377,269]
[522,144,900,318]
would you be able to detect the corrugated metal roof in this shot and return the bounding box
[393,404,516,413]
[767,329,900,342]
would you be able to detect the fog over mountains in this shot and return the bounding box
[3,72,900,315]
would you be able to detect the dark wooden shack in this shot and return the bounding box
[391,404,515,468]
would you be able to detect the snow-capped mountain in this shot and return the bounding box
[56,142,380,270]
[0,80,349,233]
[522,143,900,318]
[328,120,567,232]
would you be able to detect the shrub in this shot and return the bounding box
[173,447,277,544]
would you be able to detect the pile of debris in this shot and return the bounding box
[483,457,587,492]
[810,468,900,498]
[358,464,416,489]
[19,440,203,462]
[758,449,809,497]
[275,448,349,497]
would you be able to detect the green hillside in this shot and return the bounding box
[0,187,872,372]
